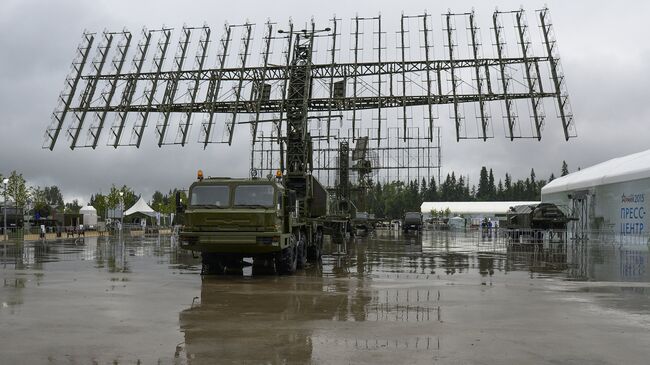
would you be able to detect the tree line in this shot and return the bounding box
[2,159,571,222]
[367,161,571,219]
[0,170,185,222]
[1,170,72,219]
[90,188,186,218]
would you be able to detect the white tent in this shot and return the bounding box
[79,205,96,214]
[80,205,97,227]
[421,201,540,216]
[124,197,157,217]
[421,201,539,227]
[542,149,650,236]
[448,216,466,229]
[542,149,650,195]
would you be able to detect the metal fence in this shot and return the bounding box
[0,223,174,243]
[465,227,650,246]
[1,227,24,241]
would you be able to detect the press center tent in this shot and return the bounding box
[542,148,650,195]
[541,148,650,236]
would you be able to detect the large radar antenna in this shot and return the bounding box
[45,7,575,153]
[45,8,575,194]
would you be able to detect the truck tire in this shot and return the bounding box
[297,233,307,269]
[275,246,297,275]
[275,233,297,275]
[252,256,275,274]
[201,253,242,275]
[201,253,226,275]
[307,229,323,262]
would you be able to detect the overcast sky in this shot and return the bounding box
[1,0,649,204]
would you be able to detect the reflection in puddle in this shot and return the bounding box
[1,230,648,285]
[0,230,649,363]
[0,235,198,272]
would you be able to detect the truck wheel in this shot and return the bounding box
[306,244,320,262]
[252,256,275,274]
[297,235,307,269]
[201,253,242,275]
[222,255,243,273]
[307,229,323,262]
[348,222,355,238]
[201,253,225,275]
[275,238,297,275]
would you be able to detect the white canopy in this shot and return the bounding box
[421,201,540,215]
[124,196,157,217]
[80,205,96,214]
[542,148,650,195]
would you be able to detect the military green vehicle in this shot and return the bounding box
[178,172,326,274]
[504,203,573,243]
[402,211,423,233]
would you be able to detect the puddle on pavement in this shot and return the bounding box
[1,230,649,363]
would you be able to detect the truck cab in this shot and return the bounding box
[179,174,302,274]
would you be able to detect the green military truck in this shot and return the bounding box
[178,172,326,274]
[504,203,573,243]
[402,211,423,233]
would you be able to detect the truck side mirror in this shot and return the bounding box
[176,191,185,214]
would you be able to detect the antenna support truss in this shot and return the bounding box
[44,7,575,152]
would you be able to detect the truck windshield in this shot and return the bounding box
[190,185,230,207]
[234,185,275,207]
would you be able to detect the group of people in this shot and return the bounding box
[38,224,85,239]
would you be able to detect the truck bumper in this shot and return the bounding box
[179,231,289,254]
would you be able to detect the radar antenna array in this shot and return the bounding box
[44,8,575,187]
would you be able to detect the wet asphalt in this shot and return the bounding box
[1,230,649,364]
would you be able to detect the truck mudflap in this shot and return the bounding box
[179,231,290,254]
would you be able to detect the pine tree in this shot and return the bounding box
[561,161,569,176]
[440,174,452,201]
[528,169,537,199]
[497,180,504,200]
[450,173,458,201]
[504,173,512,200]
[488,169,496,200]
[427,177,438,201]
[458,176,465,201]
[477,167,489,200]
[420,177,427,199]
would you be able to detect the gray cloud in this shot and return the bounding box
[1,0,649,203]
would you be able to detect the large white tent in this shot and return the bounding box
[542,149,650,237]
[124,197,157,217]
[543,149,650,195]
[421,201,540,226]
[421,201,540,216]
[79,205,97,227]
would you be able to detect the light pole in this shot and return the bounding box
[2,178,8,242]
[119,191,124,234]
